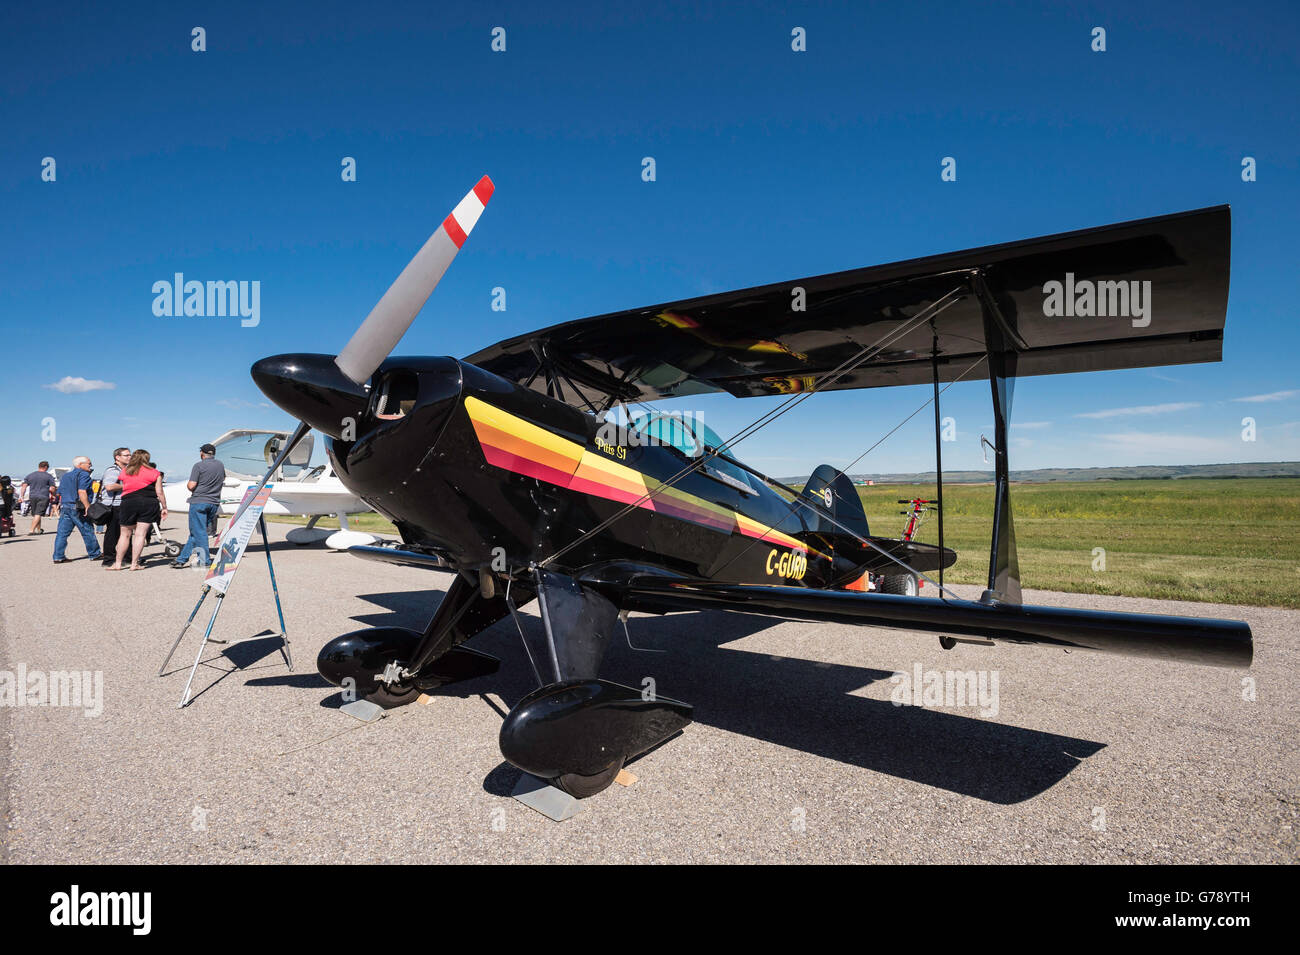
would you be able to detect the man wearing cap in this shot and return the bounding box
[171,443,226,569]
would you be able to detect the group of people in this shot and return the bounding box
[2,462,60,536]
[5,444,228,570]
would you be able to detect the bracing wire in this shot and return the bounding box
[537,286,968,568]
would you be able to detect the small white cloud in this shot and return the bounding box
[1232,390,1300,403]
[215,398,270,410]
[1074,402,1200,420]
[1013,421,1052,430]
[44,376,116,394]
[1095,431,1238,456]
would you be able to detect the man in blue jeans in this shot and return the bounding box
[173,443,226,569]
[52,456,102,563]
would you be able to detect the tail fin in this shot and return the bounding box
[800,465,869,538]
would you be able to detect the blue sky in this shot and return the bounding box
[1,0,1297,481]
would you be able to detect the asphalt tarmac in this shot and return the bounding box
[1,521,1295,864]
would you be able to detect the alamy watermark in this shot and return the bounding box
[0,665,103,717]
[152,273,260,327]
[50,885,150,935]
[1042,273,1151,328]
[890,664,999,717]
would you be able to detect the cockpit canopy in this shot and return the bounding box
[207,429,322,482]
[629,412,757,492]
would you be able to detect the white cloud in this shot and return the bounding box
[1013,421,1052,430]
[43,376,116,394]
[1232,390,1300,403]
[216,398,270,410]
[1074,401,1200,419]
[1095,431,1240,457]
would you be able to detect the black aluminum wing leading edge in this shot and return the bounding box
[465,206,1231,407]
[605,575,1252,670]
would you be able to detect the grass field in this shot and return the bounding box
[268,477,1300,608]
[858,478,1300,609]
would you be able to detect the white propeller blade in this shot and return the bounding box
[334,175,495,385]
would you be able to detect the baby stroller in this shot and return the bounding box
[0,476,15,537]
[151,521,183,560]
[130,467,181,561]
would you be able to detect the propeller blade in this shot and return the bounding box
[334,175,494,385]
[222,420,311,533]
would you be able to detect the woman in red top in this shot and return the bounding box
[108,449,168,570]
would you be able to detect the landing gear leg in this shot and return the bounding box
[499,569,693,799]
[317,572,521,708]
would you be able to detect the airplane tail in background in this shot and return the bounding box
[799,464,870,539]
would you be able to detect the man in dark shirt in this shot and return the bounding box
[21,461,56,534]
[52,456,102,563]
[173,443,227,568]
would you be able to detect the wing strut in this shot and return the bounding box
[931,331,946,597]
[974,270,1022,605]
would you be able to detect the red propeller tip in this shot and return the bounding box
[473,175,494,205]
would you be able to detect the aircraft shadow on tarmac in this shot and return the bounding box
[335,587,1105,804]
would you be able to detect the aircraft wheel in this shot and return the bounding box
[551,760,624,799]
[318,628,425,709]
[164,540,181,559]
[879,573,918,596]
[367,680,421,708]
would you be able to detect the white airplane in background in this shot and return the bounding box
[163,428,380,549]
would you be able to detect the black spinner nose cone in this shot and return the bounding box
[251,353,370,439]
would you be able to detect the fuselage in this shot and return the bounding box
[251,353,866,589]
[337,358,850,586]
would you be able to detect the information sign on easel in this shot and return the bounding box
[158,484,292,707]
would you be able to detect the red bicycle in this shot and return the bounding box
[898,498,939,543]
[868,499,940,595]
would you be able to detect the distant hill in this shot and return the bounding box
[781,461,1300,484]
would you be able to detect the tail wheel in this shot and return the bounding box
[552,760,624,799]
[879,573,918,596]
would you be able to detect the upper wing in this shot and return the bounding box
[465,206,1230,406]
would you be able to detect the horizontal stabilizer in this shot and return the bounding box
[840,537,957,576]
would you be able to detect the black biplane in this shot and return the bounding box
[242,177,1251,799]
